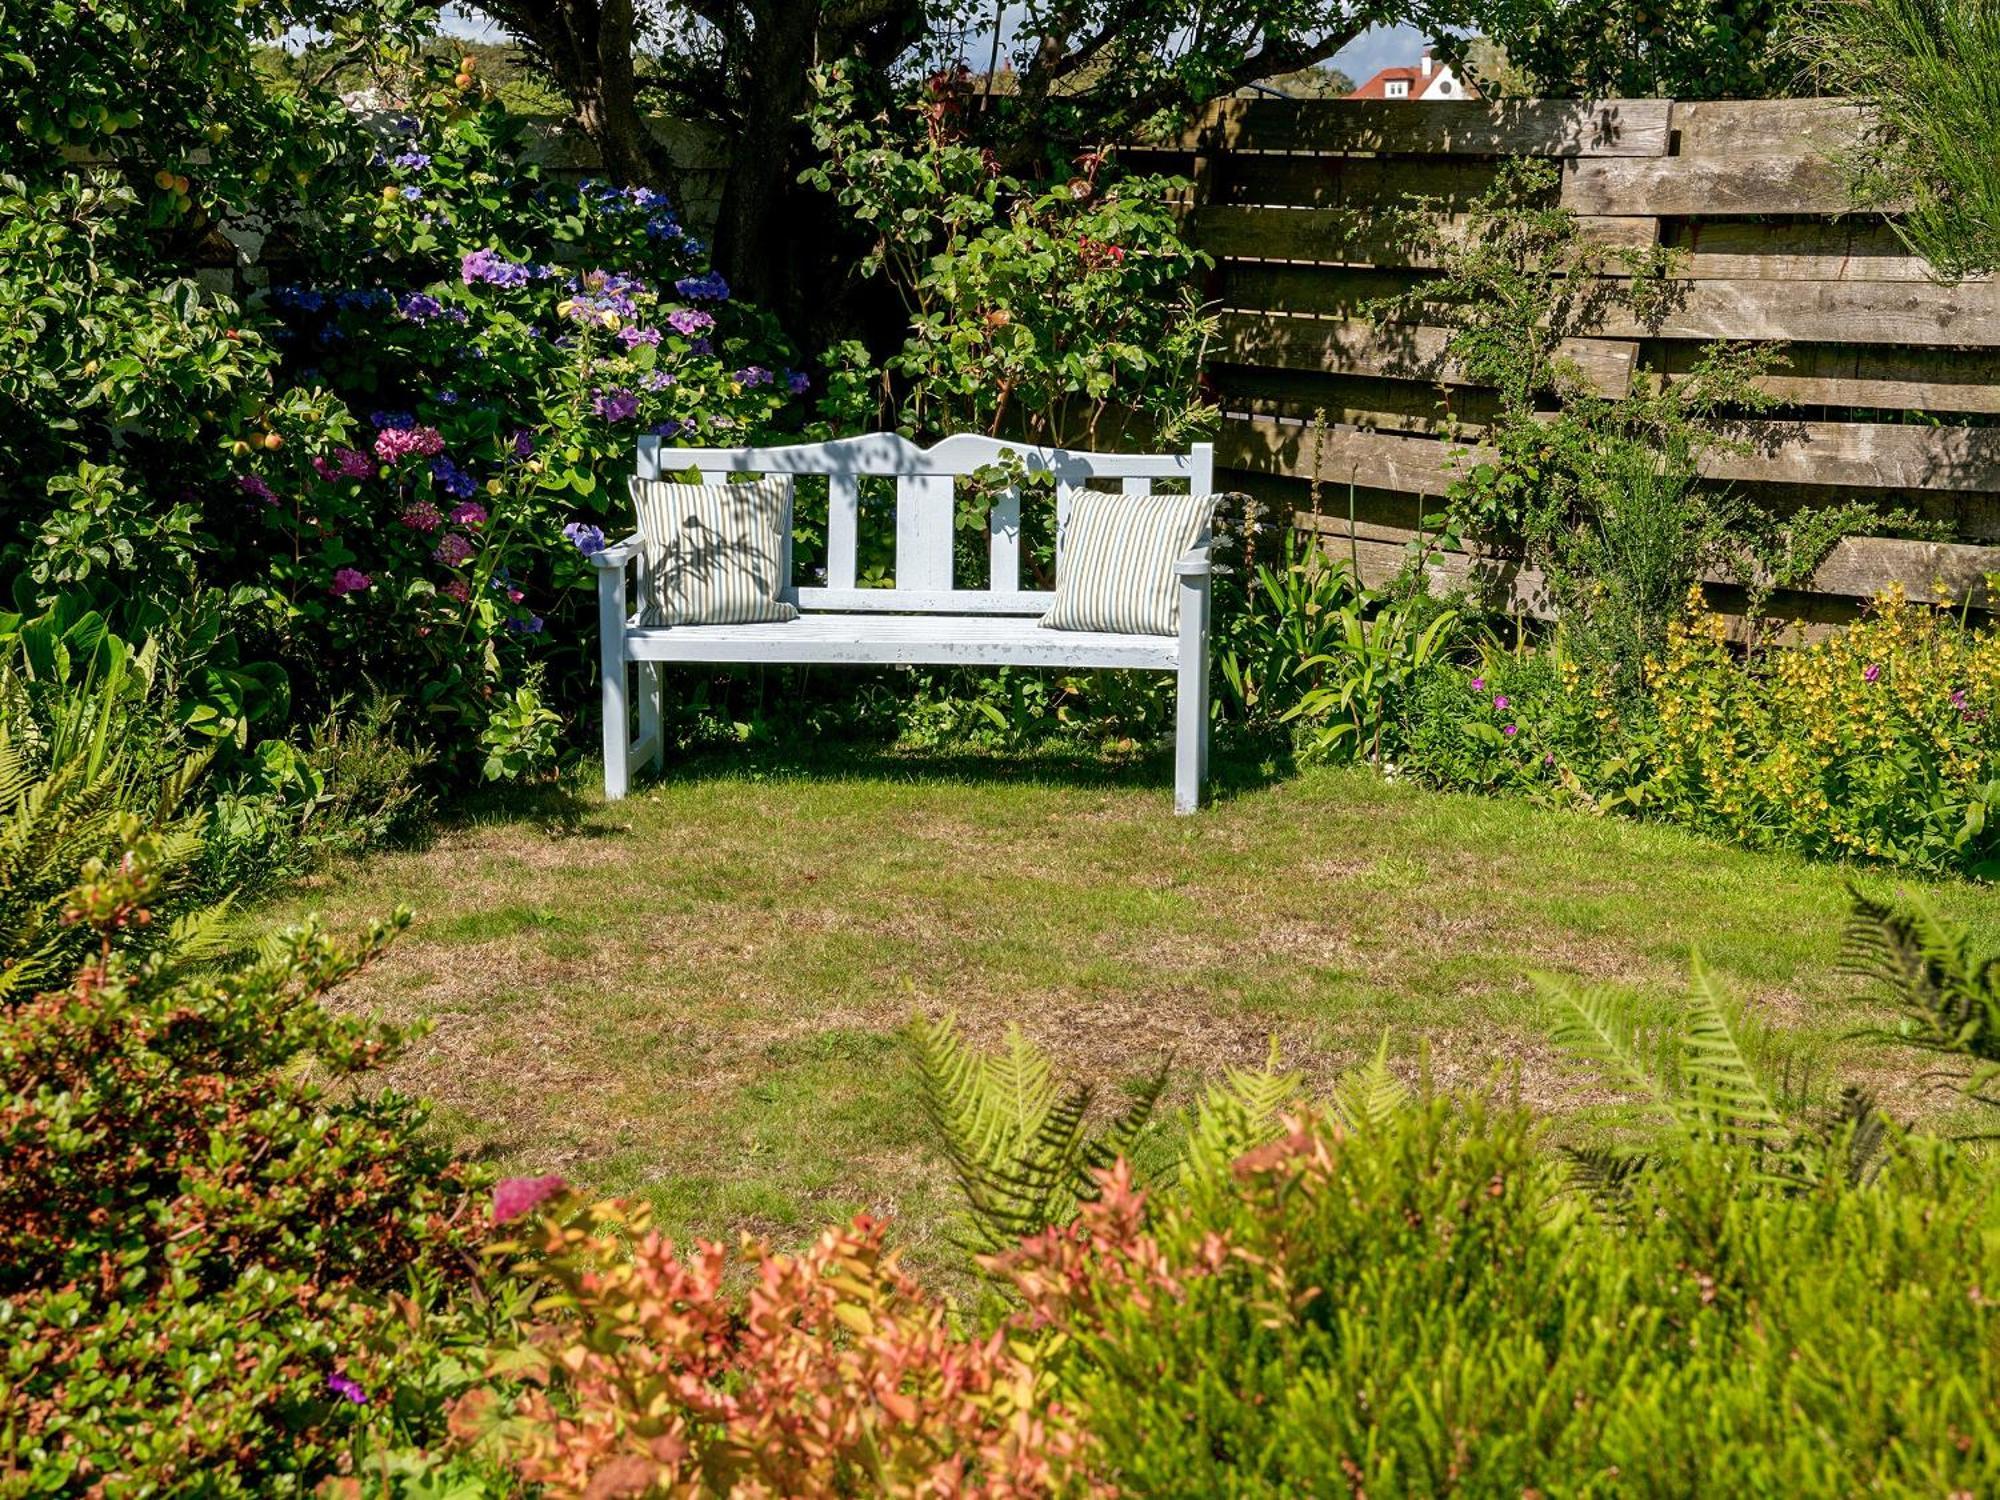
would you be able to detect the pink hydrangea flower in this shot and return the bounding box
[399,500,444,533]
[433,533,475,567]
[450,501,488,527]
[442,578,472,603]
[330,567,372,597]
[374,425,445,463]
[492,1174,567,1225]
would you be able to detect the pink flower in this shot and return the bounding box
[1503,723,1518,737]
[374,425,445,463]
[399,500,444,533]
[449,501,488,527]
[1863,663,1882,683]
[442,578,472,603]
[492,1174,567,1225]
[330,567,372,597]
[1470,677,1485,691]
[433,532,475,567]
[237,473,277,505]
[1493,695,1510,710]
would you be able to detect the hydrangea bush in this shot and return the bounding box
[231,74,808,770]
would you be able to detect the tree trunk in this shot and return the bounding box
[709,1,819,313]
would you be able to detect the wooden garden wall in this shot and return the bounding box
[1146,97,2000,633]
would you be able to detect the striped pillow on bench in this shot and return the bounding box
[631,475,798,626]
[1040,488,1217,637]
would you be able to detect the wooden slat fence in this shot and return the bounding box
[1162,96,2000,629]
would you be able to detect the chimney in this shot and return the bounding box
[1421,49,1434,76]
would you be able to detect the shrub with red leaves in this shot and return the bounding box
[453,1197,1097,1498]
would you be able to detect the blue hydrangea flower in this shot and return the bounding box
[563,522,607,557]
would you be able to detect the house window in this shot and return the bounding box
[1385,80,1408,98]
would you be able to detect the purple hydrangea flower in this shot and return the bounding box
[511,429,536,458]
[665,308,714,338]
[673,271,729,301]
[460,248,533,289]
[450,500,488,527]
[642,370,677,392]
[371,410,416,430]
[735,365,772,388]
[592,388,640,423]
[433,532,476,567]
[650,418,684,440]
[431,455,477,499]
[396,291,445,322]
[399,185,423,202]
[787,371,811,395]
[506,614,545,635]
[391,151,431,170]
[330,567,372,597]
[563,521,606,557]
[619,325,663,349]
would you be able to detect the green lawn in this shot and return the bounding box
[277,747,2000,1269]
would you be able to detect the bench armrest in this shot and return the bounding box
[588,532,642,569]
[1174,542,1212,578]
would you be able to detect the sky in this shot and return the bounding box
[441,7,1434,91]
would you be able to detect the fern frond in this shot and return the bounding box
[1678,955,1787,1146]
[1328,1032,1411,1132]
[1841,885,2000,1066]
[1182,1038,1302,1191]
[1081,1059,1171,1185]
[1559,1144,1654,1220]
[1536,973,1676,1121]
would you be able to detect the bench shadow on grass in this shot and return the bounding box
[632,731,1298,809]
[411,733,1296,849]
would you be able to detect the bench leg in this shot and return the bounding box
[598,560,631,801]
[1174,574,1211,816]
[635,661,663,775]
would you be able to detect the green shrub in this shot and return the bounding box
[999,1098,2000,1495]
[0,774,496,1494]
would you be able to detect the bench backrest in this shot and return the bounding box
[638,431,1214,616]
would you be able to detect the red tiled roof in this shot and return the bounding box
[1347,62,1478,100]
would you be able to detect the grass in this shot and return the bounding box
[276,744,2000,1270]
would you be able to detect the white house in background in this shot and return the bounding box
[1347,49,1478,101]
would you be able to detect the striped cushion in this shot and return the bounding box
[1040,488,1217,637]
[630,475,798,626]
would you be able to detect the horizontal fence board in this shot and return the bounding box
[1662,220,1942,282]
[1198,201,1658,258]
[1215,311,1638,396]
[1211,370,1507,435]
[1656,342,2000,414]
[1563,154,1858,216]
[1217,155,1517,210]
[1184,98,1673,157]
[1224,414,2000,498]
[1670,98,1873,158]
[1221,263,2000,345]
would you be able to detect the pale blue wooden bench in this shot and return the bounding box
[590,431,1217,812]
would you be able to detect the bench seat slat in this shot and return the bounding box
[792,587,1052,615]
[624,612,1178,670]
